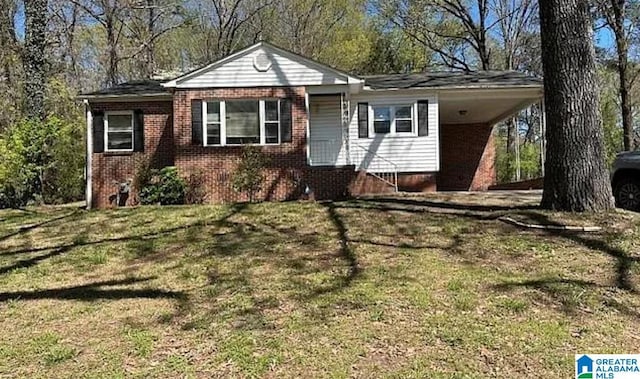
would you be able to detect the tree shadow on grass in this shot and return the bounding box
[365,197,539,213]
[0,245,73,274]
[0,276,186,302]
[0,203,250,260]
[335,198,503,222]
[515,211,639,293]
[298,202,360,298]
[337,197,640,318]
[340,198,639,294]
[491,211,640,318]
[0,211,79,243]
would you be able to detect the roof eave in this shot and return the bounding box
[363,84,543,91]
[78,93,173,102]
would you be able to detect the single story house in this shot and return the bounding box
[80,41,543,208]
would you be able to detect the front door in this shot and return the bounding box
[309,95,345,166]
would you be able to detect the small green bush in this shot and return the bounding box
[232,146,270,202]
[0,116,84,208]
[138,167,186,205]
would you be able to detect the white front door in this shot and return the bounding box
[309,95,345,166]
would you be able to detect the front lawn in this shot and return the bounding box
[0,197,638,378]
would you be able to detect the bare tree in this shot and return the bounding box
[597,0,640,151]
[493,0,538,180]
[493,0,538,71]
[196,0,271,62]
[270,0,348,59]
[72,0,133,86]
[379,0,495,71]
[539,0,614,211]
[378,0,538,72]
[49,0,82,83]
[126,0,185,78]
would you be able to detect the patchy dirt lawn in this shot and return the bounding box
[0,194,638,378]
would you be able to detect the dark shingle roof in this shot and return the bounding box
[81,80,171,97]
[81,71,541,99]
[363,71,542,90]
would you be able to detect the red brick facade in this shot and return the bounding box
[172,87,310,203]
[90,100,173,208]
[89,89,495,208]
[438,123,496,191]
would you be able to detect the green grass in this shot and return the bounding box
[0,198,638,378]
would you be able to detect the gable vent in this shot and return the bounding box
[253,52,272,72]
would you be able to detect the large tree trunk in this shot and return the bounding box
[23,0,48,120]
[539,0,614,211]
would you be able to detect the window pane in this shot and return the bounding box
[265,101,279,122]
[107,132,132,150]
[396,119,412,133]
[207,101,220,123]
[226,101,259,144]
[108,114,132,132]
[207,123,220,145]
[265,122,278,144]
[373,107,391,134]
[374,121,391,134]
[395,106,412,119]
[373,107,390,122]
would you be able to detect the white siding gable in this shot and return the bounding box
[173,45,351,88]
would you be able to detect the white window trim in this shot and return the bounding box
[104,110,134,152]
[368,103,417,137]
[203,99,281,146]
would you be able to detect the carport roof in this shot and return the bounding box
[363,71,543,90]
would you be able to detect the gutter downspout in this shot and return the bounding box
[84,100,93,209]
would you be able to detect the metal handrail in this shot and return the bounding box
[351,143,399,192]
[352,144,399,171]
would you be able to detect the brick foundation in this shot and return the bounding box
[349,172,437,195]
[438,123,496,191]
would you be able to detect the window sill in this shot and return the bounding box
[203,143,283,147]
[364,134,420,139]
[102,151,135,156]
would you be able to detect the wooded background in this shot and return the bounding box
[0,0,637,206]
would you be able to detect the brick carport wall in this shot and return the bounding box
[438,123,496,191]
